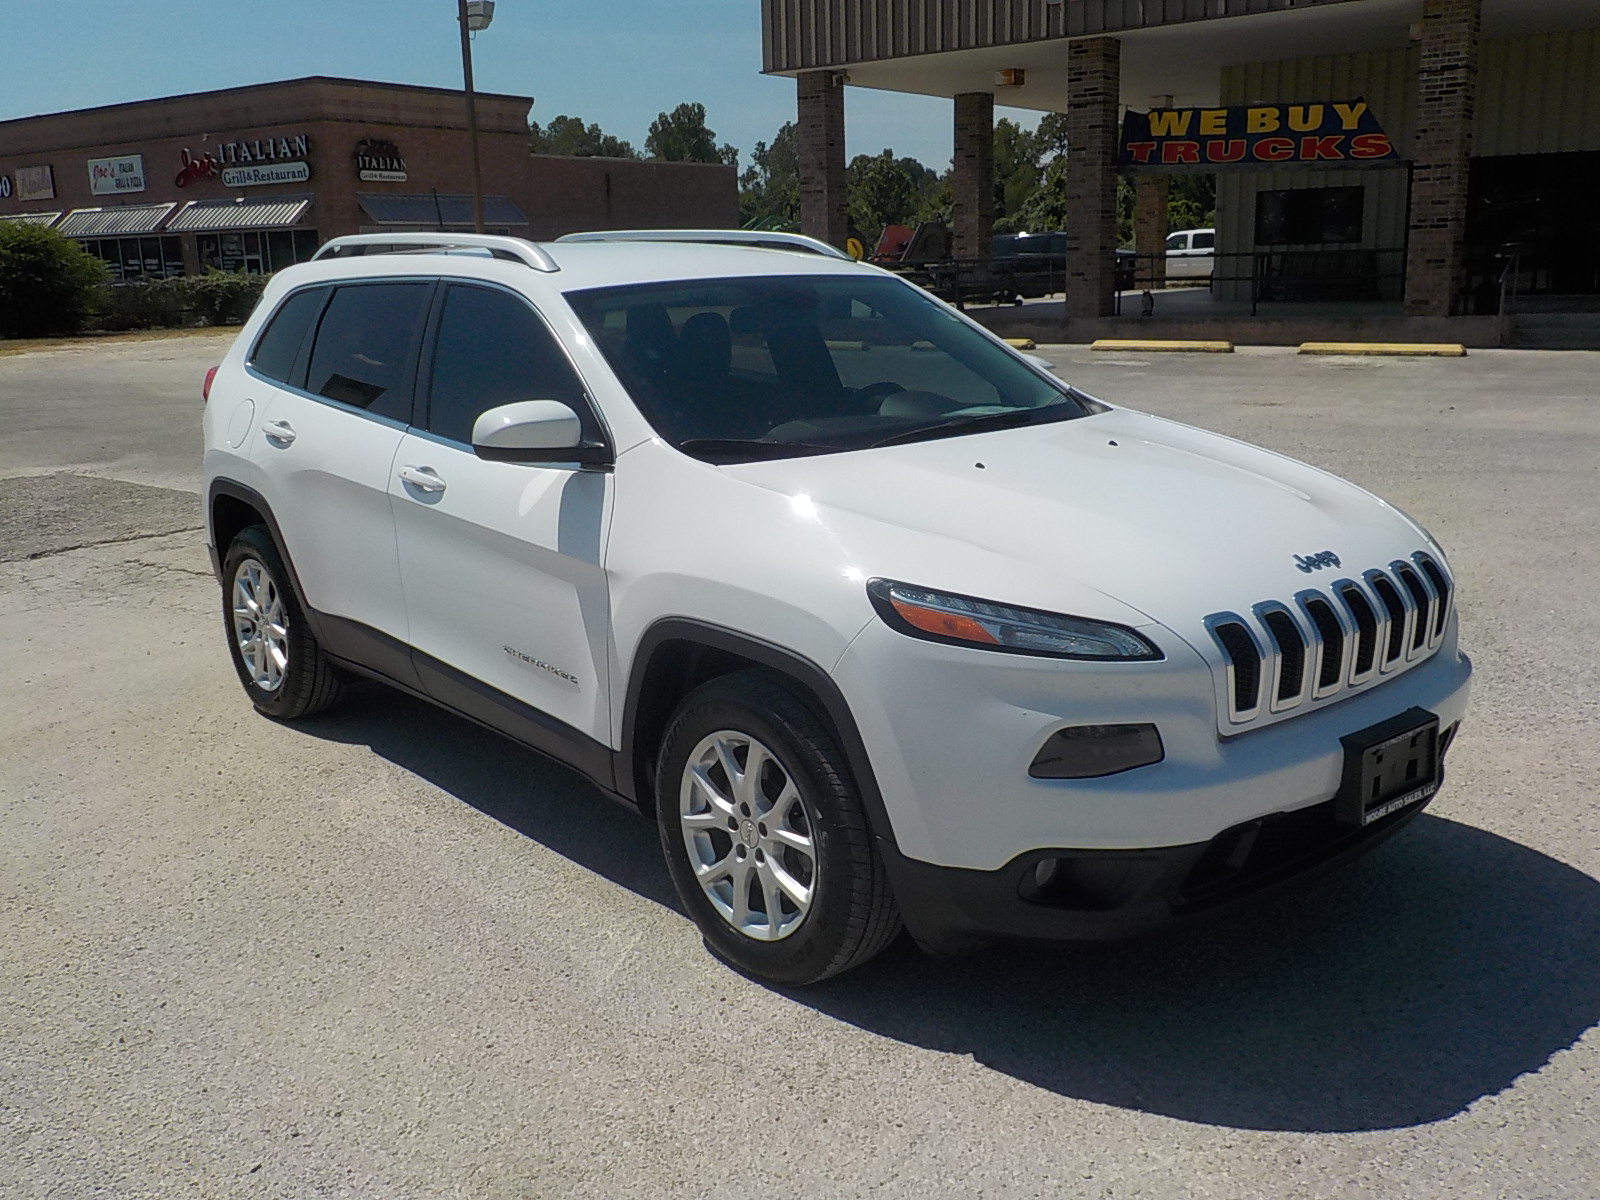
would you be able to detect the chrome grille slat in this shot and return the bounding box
[1206,556,1454,730]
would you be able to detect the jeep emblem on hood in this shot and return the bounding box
[1294,550,1342,573]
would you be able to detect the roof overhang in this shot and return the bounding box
[771,0,1594,111]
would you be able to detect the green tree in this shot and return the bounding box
[738,121,801,228]
[529,114,638,158]
[646,103,738,167]
[1169,174,1217,231]
[993,117,1043,233]
[0,224,110,338]
[846,150,941,240]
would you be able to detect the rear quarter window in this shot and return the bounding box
[248,288,327,385]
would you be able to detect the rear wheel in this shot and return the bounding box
[655,671,901,984]
[221,525,343,720]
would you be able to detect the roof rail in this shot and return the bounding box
[554,229,854,261]
[312,233,559,273]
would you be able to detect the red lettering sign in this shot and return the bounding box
[1124,141,1157,165]
[1299,135,1346,160]
[1205,139,1248,164]
[1160,141,1201,165]
[1349,133,1394,159]
[174,148,220,189]
[1253,137,1296,162]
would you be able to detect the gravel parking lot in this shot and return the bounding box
[2,333,1597,1198]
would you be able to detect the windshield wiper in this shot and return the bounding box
[676,437,844,461]
[864,408,1041,449]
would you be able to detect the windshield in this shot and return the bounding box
[565,273,1087,462]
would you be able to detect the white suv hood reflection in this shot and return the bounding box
[721,407,1432,632]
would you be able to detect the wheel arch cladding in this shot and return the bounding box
[621,619,898,847]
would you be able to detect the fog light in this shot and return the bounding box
[1029,724,1164,779]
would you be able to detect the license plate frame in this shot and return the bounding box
[1335,707,1441,827]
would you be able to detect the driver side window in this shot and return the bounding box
[425,284,595,446]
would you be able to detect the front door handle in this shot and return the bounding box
[399,465,447,494]
[262,420,297,446]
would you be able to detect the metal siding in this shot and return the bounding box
[763,0,1368,71]
[56,203,177,238]
[1477,28,1600,156]
[1214,51,1415,302]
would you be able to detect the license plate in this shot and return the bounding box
[1336,708,1440,827]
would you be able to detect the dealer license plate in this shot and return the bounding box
[1336,708,1440,827]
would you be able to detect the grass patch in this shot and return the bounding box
[0,327,235,358]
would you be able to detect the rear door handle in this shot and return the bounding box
[262,420,297,446]
[399,465,447,494]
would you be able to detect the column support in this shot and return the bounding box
[1404,0,1482,317]
[1066,37,1122,320]
[1134,176,1169,290]
[797,71,848,250]
[952,92,996,260]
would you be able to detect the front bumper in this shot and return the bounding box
[879,739,1453,954]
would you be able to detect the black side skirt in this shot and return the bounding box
[315,611,625,804]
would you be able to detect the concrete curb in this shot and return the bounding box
[1090,339,1235,353]
[1297,342,1468,357]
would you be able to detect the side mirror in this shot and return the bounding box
[471,400,611,467]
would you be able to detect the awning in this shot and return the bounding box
[357,193,528,228]
[0,211,63,228]
[166,197,313,233]
[57,203,177,238]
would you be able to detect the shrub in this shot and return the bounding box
[0,224,112,338]
[184,270,269,326]
[98,277,193,331]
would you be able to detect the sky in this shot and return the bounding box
[0,0,1040,172]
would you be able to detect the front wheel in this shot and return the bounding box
[655,672,901,984]
[220,525,343,720]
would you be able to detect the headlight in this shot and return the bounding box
[867,580,1162,661]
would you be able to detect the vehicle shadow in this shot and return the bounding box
[303,679,680,912]
[799,814,1600,1133]
[300,683,1599,1134]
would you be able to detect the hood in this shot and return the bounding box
[720,407,1434,632]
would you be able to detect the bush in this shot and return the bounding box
[98,277,193,331]
[184,270,269,326]
[0,224,111,338]
[92,270,273,332]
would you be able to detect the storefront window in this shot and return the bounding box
[81,237,184,281]
[1255,187,1364,245]
[197,229,321,274]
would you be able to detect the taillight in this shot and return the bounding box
[202,366,218,403]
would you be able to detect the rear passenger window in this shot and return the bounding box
[249,288,325,384]
[1192,232,1216,250]
[305,282,433,421]
[425,284,595,446]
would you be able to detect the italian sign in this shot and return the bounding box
[221,162,312,187]
[355,138,408,183]
[88,155,146,195]
[1120,100,1400,170]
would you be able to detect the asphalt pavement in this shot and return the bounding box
[2,333,1597,1198]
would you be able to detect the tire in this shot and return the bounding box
[220,524,343,720]
[655,671,901,984]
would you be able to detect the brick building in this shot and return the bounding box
[0,77,737,281]
[761,0,1600,343]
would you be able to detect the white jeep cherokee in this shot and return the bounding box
[202,230,1472,984]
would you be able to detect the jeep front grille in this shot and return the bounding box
[1205,553,1453,729]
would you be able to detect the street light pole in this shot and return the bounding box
[457,0,487,234]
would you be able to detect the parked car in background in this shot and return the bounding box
[1166,227,1216,282]
[992,232,1138,297]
